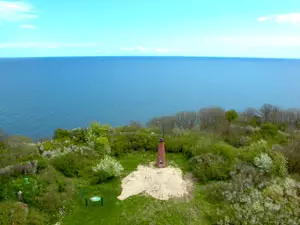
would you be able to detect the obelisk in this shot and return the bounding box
[157,138,166,168]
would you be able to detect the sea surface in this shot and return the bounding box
[1,57,300,139]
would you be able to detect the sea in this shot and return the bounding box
[0,57,300,139]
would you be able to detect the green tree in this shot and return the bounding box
[225,109,238,125]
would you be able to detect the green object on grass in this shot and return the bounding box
[90,196,101,202]
[90,196,103,206]
[24,177,29,184]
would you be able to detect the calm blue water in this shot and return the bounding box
[0,57,300,139]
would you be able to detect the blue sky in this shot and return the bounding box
[1,0,300,58]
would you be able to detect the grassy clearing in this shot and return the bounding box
[62,152,209,225]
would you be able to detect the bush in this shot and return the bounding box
[0,202,27,225]
[94,136,111,154]
[239,140,269,163]
[189,142,237,182]
[216,177,300,225]
[92,155,124,183]
[165,135,198,154]
[0,202,12,225]
[252,123,288,144]
[111,135,131,156]
[37,158,48,172]
[56,178,66,192]
[254,153,273,173]
[88,122,112,137]
[189,153,234,182]
[26,208,50,225]
[239,140,288,177]
[269,151,288,177]
[280,140,300,174]
[111,128,157,155]
[70,128,88,145]
[164,137,184,153]
[0,184,4,202]
[260,123,279,137]
[181,134,219,158]
[52,153,83,177]
[210,143,237,161]
[39,165,58,185]
[38,191,62,216]
[54,128,72,140]
[8,176,46,207]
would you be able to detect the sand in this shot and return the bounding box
[117,163,192,201]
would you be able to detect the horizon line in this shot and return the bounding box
[1,55,300,60]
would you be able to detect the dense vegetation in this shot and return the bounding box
[1,103,300,224]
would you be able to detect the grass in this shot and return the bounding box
[62,152,210,225]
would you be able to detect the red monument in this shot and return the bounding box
[157,138,166,168]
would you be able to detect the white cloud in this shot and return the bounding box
[0,1,37,23]
[95,50,102,53]
[120,46,147,52]
[257,13,300,25]
[155,48,169,53]
[20,24,36,29]
[135,46,146,51]
[0,42,100,49]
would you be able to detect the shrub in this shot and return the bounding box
[269,151,288,177]
[1,202,27,225]
[0,185,4,202]
[92,155,124,183]
[0,142,38,168]
[165,137,184,153]
[260,123,279,137]
[94,136,111,154]
[37,157,48,172]
[239,140,268,163]
[38,191,62,217]
[0,201,13,225]
[39,165,58,185]
[52,153,83,177]
[223,131,243,147]
[56,178,66,192]
[165,135,198,154]
[254,153,273,173]
[54,128,72,140]
[26,208,50,225]
[252,123,288,144]
[210,143,237,161]
[111,129,157,155]
[216,177,300,225]
[126,129,157,152]
[189,142,237,182]
[88,122,112,137]
[189,153,234,182]
[111,135,131,156]
[8,176,46,207]
[70,128,88,145]
[280,140,300,174]
[180,135,219,157]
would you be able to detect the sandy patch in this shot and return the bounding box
[117,163,192,201]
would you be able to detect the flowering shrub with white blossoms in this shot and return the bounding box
[92,155,124,178]
[216,176,300,225]
[254,153,273,173]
